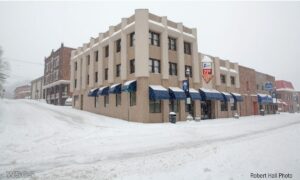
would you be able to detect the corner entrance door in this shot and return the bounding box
[201,101,212,120]
[80,95,83,110]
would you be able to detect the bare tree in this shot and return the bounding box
[0,47,10,96]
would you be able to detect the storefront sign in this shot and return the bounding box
[264,82,273,91]
[202,62,213,83]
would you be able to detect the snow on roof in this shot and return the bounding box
[169,87,184,92]
[99,86,108,90]
[257,93,268,97]
[149,85,167,91]
[221,92,232,96]
[229,69,238,74]
[202,55,212,63]
[231,92,242,96]
[149,20,164,28]
[200,88,220,93]
[276,88,295,92]
[275,80,294,90]
[89,88,98,92]
[189,88,199,93]
[220,66,238,74]
[43,80,70,89]
[167,26,181,33]
[124,80,136,86]
[220,66,228,71]
[110,83,121,88]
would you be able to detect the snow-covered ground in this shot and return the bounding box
[0,99,299,180]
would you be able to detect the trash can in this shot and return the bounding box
[260,109,265,116]
[169,112,176,123]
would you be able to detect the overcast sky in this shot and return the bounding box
[0,1,300,91]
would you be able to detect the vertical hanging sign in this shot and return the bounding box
[202,62,213,83]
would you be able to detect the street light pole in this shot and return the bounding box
[186,68,192,118]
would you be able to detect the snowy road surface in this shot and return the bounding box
[0,99,300,180]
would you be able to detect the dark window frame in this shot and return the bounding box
[87,55,90,65]
[230,76,235,85]
[130,59,135,74]
[185,65,193,77]
[169,62,177,76]
[104,68,108,80]
[169,99,179,112]
[221,74,226,84]
[130,91,136,106]
[104,95,109,107]
[116,39,121,53]
[149,99,161,113]
[168,37,177,51]
[149,58,161,73]
[116,93,121,106]
[116,64,121,77]
[184,42,192,55]
[95,51,99,62]
[105,45,109,57]
[149,31,160,46]
[130,32,135,47]
[221,101,228,111]
[95,72,98,83]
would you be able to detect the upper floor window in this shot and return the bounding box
[116,64,121,77]
[74,79,77,88]
[130,32,135,47]
[221,74,226,84]
[104,68,108,80]
[87,55,90,65]
[95,72,98,83]
[149,58,161,73]
[185,65,193,77]
[149,31,160,46]
[130,59,135,74]
[94,51,98,62]
[169,62,177,76]
[75,62,77,71]
[116,39,121,53]
[230,76,235,85]
[184,42,192,55]
[105,45,109,57]
[168,37,176,51]
[246,81,250,91]
[87,74,89,85]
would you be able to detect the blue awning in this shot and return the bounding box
[149,85,170,100]
[199,88,223,101]
[189,88,202,100]
[221,92,233,101]
[122,80,137,92]
[169,87,186,100]
[230,93,243,102]
[97,86,109,96]
[88,88,99,97]
[109,83,122,94]
[257,94,272,104]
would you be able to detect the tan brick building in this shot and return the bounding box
[239,66,259,116]
[14,85,31,99]
[70,9,244,123]
[43,43,74,105]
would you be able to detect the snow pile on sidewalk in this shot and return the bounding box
[0,99,299,180]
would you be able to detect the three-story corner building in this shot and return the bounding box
[43,43,74,105]
[71,9,200,123]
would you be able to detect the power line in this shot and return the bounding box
[3,57,44,66]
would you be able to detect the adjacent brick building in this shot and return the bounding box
[43,43,74,105]
[275,80,297,112]
[14,85,31,99]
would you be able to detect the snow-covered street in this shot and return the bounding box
[0,99,299,180]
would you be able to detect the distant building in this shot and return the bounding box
[275,80,297,112]
[43,43,75,105]
[14,85,31,99]
[31,76,44,100]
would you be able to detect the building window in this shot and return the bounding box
[149,31,160,46]
[116,93,121,106]
[74,79,77,88]
[185,65,192,77]
[221,101,228,111]
[95,51,98,62]
[94,97,97,108]
[116,39,121,52]
[104,68,108,80]
[105,45,109,57]
[130,59,135,74]
[149,100,161,113]
[231,102,237,111]
[87,55,90,65]
[221,74,226,84]
[116,64,121,77]
[246,81,250,91]
[130,91,136,106]
[184,42,192,55]
[95,72,98,83]
[87,74,89,85]
[130,32,135,47]
[230,76,235,85]
[168,37,176,51]
[75,62,77,71]
[104,95,109,107]
[169,100,179,112]
[169,62,177,75]
[149,59,161,73]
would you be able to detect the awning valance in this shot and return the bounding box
[231,92,243,102]
[189,88,202,100]
[169,87,186,100]
[199,88,223,101]
[149,85,170,100]
[109,83,122,94]
[257,94,272,104]
[88,88,99,97]
[97,86,109,96]
[221,92,233,101]
[122,80,137,92]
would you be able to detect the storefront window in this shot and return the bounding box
[149,100,161,113]
[231,102,237,111]
[169,100,179,112]
[130,91,136,106]
[221,101,228,111]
